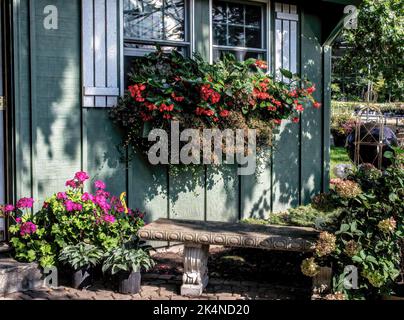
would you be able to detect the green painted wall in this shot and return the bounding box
[12,0,331,222]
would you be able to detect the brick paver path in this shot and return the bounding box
[0,274,310,300]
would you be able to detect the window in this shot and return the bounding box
[123,0,190,83]
[123,0,189,55]
[212,0,266,61]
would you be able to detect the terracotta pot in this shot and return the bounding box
[118,271,141,294]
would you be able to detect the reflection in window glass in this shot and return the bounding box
[124,0,185,41]
[212,0,266,62]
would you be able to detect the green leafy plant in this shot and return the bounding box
[7,172,147,269]
[102,246,155,275]
[59,243,104,271]
[301,152,404,300]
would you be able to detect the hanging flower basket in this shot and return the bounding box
[109,49,321,161]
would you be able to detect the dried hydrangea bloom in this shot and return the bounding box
[301,257,320,277]
[324,292,346,300]
[378,217,397,234]
[344,240,361,257]
[334,180,362,199]
[315,232,337,257]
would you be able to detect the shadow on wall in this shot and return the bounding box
[15,0,82,208]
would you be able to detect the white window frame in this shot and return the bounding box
[209,0,271,67]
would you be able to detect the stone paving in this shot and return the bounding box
[0,274,310,300]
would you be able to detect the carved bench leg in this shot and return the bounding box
[181,243,209,296]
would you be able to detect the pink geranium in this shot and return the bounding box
[20,222,37,236]
[4,204,15,213]
[15,217,22,224]
[95,180,106,190]
[103,214,116,224]
[16,198,34,209]
[65,179,78,188]
[95,195,111,211]
[57,192,67,200]
[96,189,110,198]
[74,171,90,183]
[65,200,83,212]
[81,192,95,202]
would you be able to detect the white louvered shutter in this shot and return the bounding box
[274,3,299,82]
[82,0,121,107]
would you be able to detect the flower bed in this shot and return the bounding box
[0,172,154,292]
[109,50,320,158]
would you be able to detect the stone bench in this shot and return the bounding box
[138,218,325,296]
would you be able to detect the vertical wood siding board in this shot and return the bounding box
[322,46,332,192]
[29,0,37,205]
[282,20,289,82]
[82,0,95,107]
[275,19,282,79]
[206,165,239,223]
[300,11,323,204]
[106,0,118,107]
[290,21,297,74]
[94,0,107,107]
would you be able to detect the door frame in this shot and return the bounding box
[1,0,15,242]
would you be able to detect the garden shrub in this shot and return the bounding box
[302,150,404,300]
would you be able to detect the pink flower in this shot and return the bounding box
[20,222,37,236]
[81,192,94,202]
[95,180,106,190]
[65,179,77,188]
[15,218,22,224]
[74,171,90,183]
[4,204,15,213]
[96,189,110,198]
[103,214,116,224]
[65,201,82,212]
[16,198,34,209]
[57,192,67,200]
[95,195,111,211]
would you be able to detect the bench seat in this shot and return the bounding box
[138,218,322,296]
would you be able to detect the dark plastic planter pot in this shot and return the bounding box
[72,267,92,289]
[118,271,141,294]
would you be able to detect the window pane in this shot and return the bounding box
[212,1,226,24]
[245,28,261,48]
[228,26,245,47]
[124,0,185,41]
[245,5,261,27]
[213,49,266,62]
[213,24,227,46]
[227,2,243,25]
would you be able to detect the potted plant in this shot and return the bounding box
[59,242,104,289]
[102,246,155,294]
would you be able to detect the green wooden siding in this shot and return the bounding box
[12,0,331,221]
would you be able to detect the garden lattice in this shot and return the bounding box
[354,106,385,169]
